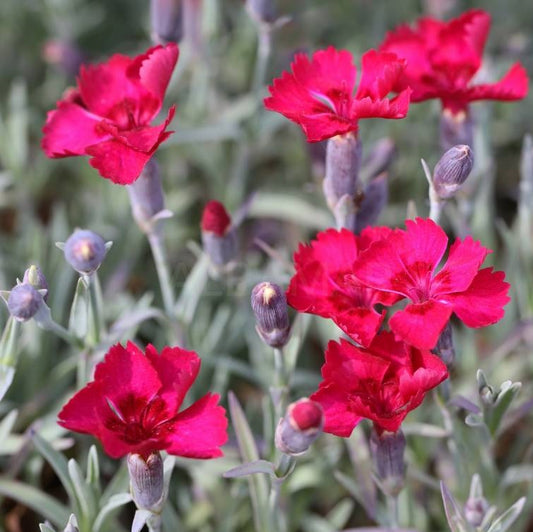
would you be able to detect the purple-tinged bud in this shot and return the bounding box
[127,452,164,511]
[464,474,490,527]
[370,427,406,497]
[63,229,107,275]
[464,495,490,527]
[150,0,184,44]
[63,514,80,532]
[201,201,238,267]
[251,282,290,348]
[354,173,388,233]
[23,265,49,302]
[42,40,85,77]
[323,133,362,213]
[439,109,474,152]
[433,145,474,199]
[127,159,166,233]
[432,323,455,367]
[246,0,277,25]
[275,398,323,456]
[7,283,44,322]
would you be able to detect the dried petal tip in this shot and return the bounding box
[275,398,323,456]
[127,452,164,511]
[433,144,474,199]
[201,201,232,236]
[251,282,290,348]
[7,283,44,322]
[151,0,184,44]
[64,229,107,275]
[23,265,49,301]
[370,427,406,497]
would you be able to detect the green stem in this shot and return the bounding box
[147,228,175,319]
[0,316,21,367]
[272,348,289,422]
[269,454,295,532]
[85,273,104,347]
[252,26,272,100]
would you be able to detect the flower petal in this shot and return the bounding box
[41,102,111,157]
[311,384,362,437]
[446,267,510,327]
[164,394,228,458]
[85,107,175,184]
[145,344,201,414]
[390,300,453,349]
[432,235,489,295]
[355,50,407,100]
[465,63,529,103]
[137,43,179,103]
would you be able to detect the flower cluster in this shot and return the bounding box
[289,218,510,436]
[379,9,528,114]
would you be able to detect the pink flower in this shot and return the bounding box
[264,47,411,142]
[379,9,528,114]
[42,44,179,185]
[58,342,228,459]
[311,332,448,435]
[286,226,400,347]
[352,218,510,349]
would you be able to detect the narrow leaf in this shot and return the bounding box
[93,493,132,532]
[131,509,152,532]
[0,478,70,527]
[223,459,275,479]
[486,497,526,532]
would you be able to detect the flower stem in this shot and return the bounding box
[272,347,289,422]
[148,228,176,319]
[386,493,399,529]
[85,273,104,347]
[252,26,272,100]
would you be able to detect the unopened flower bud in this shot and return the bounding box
[127,159,165,232]
[201,201,238,267]
[433,144,474,199]
[439,109,474,152]
[432,322,455,366]
[151,0,184,44]
[64,229,107,275]
[323,133,362,212]
[464,495,490,527]
[127,452,164,511]
[23,265,48,302]
[246,0,277,25]
[251,282,290,348]
[275,398,323,456]
[7,283,44,322]
[370,428,406,497]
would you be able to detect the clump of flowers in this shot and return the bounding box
[42,44,179,185]
[288,218,510,350]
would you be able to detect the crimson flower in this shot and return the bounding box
[311,332,448,435]
[352,218,510,349]
[264,46,411,142]
[286,226,400,347]
[379,9,528,114]
[58,342,227,459]
[42,44,179,185]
